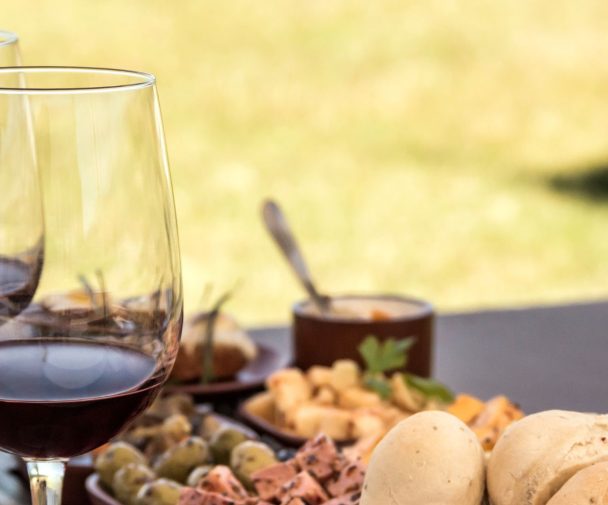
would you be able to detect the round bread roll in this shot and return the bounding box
[546,462,608,505]
[488,410,608,505]
[360,411,485,505]
[172,313,257,381]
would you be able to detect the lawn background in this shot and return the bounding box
[4,0,608,324]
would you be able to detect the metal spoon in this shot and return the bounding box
[262,199,332,313]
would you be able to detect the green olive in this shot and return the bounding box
[153,436,210,483]
[230,441,278,489]
[112,463,155,505]
[209,427,250,464]
[135,478,182,505]
[161,414,192,442]
[95,442,147,488]
[199,415,223,440]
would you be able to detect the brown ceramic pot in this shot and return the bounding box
[293,294,434,377]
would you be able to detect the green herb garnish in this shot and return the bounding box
[406,374,455,403]
[363,374,393,400]
[358,335,416,399]
[358,335,454,403]
[359,335,416,374]
[200,283,240,385]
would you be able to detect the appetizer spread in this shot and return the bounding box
[181,434,363,505]
[243,337,523,457]
[91,388,604,505]
[94,404,266,504]
[95,432,364,505]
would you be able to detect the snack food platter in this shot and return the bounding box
[4,300,608,505]
[87,433,364,505]
[79,334,521,505]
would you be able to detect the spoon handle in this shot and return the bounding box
[262,199,330,312]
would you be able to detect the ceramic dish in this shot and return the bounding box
[86,474,120,505]
[293,294,434,376]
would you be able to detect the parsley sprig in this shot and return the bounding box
[359,336,416,374]
[358,335,454,403]
[406,374,454,403]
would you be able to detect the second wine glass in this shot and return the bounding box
[0,31,41,320]
[0,67,183,505]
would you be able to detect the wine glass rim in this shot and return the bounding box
[0,30,18,47]
[0,66,156,94]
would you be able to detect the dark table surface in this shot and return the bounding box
[3,299,608,502]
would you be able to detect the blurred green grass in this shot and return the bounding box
[5,0,608,323]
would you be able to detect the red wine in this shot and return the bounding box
[0,339,162,458]
[0,254,43,318]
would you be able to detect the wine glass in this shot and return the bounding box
[0,30,21,67]
[0,67,183,505]
[0,32,40,320]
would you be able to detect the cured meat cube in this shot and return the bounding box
[326,460,365,497]
[252,461,299,501]
[294,434,338,481]
[279,471,328,505]
[198,465,249,500]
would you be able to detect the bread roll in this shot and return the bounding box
[546,462,608,505]
[172,313,257,381]
[488,410,608,505]
[360,411,485,505]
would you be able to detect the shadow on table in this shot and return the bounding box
[548,163,608,203]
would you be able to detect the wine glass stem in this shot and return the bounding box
[25,460,66,505]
